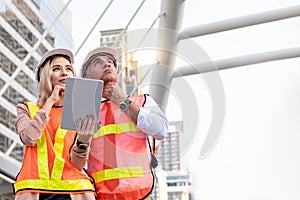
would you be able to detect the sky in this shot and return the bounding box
[66,0,300,199]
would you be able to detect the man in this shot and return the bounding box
[80,47,168,200]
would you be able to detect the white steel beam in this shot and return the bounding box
[173,46,300,77]
[0,68,36,103]
[0,152,21,179]
[149,0,185,110]
[0,40,35,81]
[179,4,300,39]
[0,16,41,61]
[0,123,22,145]
[0,178,14,189]
[0,97,17,116]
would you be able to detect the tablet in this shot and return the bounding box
[61,77,103,132]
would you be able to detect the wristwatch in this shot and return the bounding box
[76,140,90,150]
[119,98,132,111]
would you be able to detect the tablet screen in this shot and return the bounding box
[61,77,103,132]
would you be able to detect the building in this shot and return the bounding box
[166,171,192,200]
[100,28,124,58]
[157,122,181,171]
[0,0,73,199]
[155,121,192,200]
[100,28,141,96]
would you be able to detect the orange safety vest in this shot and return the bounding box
[87,94,154,200]
[13,102,95,196]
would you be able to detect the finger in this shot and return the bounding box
[103,90,112,99]
[77,118,82,131]
[52,86,60,95]
[86,115,93,130]
[54,85,65,91]
[105,83,115,89]
[106,82,116,87]
[103,87,111,93]
[59,86,65,92]
[91,115,96,129]
[82,115,89,130]
[89,115,96,131]
[53,85,64,96]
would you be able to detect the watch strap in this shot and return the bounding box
[119,98,132,111]
[124,98,132,105]
[76,140,90,150]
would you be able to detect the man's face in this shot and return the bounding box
[87,55,118,83]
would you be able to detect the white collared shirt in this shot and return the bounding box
[137,95,168,140]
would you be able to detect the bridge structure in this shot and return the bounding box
[0,0,300,198]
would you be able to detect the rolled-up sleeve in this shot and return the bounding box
[70,144,90,171]
[137,96,169,140]
[15,103,48,146]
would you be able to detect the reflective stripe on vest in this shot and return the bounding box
[92,166,144,183]
[93,122,137,138]
[14,179,95,192]
[14,102,94,192]
[92,120,144,182]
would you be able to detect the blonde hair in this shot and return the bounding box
[37,55,76,106]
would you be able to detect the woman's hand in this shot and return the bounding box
[42,85,65,116]
[76,114,96,143]
[48,85,65,104]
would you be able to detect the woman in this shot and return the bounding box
[13,48,96,200]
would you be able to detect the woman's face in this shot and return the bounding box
[50,56,75,87]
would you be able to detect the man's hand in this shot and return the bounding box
[103,82,127,105]
[76,114,96,143]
